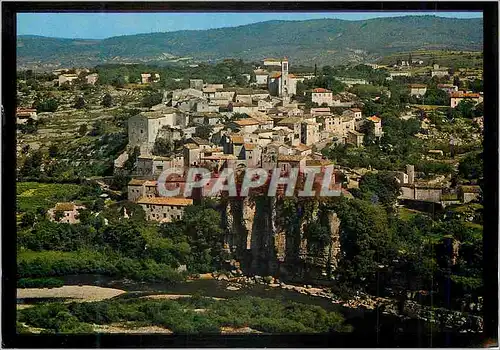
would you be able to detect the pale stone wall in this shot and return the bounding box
[312,92,333,106]
[140,204,186,222]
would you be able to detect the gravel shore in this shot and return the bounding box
[17,285,126,302]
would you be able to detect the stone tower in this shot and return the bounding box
[280,58,289,98]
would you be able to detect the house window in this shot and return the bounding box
[163,213,167,218]
[140,130,144,134]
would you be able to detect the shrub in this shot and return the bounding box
[17,277,64,288]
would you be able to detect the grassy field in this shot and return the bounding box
[17,182,82,212]
[397,207,425,221]
[378,50,483,69]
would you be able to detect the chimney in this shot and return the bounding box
[406,164,415,185]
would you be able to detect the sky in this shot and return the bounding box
[17,11,483,40]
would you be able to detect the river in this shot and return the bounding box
[17,274,484,346]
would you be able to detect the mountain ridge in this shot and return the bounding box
[17,16,483,68]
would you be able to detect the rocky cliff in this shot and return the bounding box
[221,196,341,282]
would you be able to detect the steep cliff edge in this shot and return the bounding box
[221,196,341,282]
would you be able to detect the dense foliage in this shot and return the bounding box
[18,296,351,334]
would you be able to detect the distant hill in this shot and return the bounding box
[17,16,483,69]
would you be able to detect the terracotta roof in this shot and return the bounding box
[137,197,193,206]
[306,159,334,167]
[450,92,481,98]
[144,180,158,187]
[312,88,331,93]
[201,154,237,160]
[189,137,211,145]
[459,185,481,193]
[129,179,147,186]
[270,72,282,79]
[349,108,362,112]
[278,154,307,162]
[230,135,245,144]
[184,143,199,150]
[234,118,260,126]
[409,84,427,88]
[367,115,381,123]
[294,143,312,152]
[277,117,302,125]
[244,143,257,150]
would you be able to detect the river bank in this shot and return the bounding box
[17,273,483,334]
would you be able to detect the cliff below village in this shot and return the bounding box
[220,196,341,283]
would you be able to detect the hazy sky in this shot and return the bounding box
[17,12,483,40]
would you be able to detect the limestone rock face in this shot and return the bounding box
[222,197,342,282]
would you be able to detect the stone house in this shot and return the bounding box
[195,100,220,113]
[190,79,204,90]
[437,84,458,94]
[450,92,483,108]
[228,118,261,134]
[399,184,443,203]
[230,103,259,114]
[271,127,298,146]
[183,143,202,166]
[457,185,481,203]
[135,155,183,177]
[58,74,79,86]
[214,89,236,102]
[127,179,159,202]
[342,108,363,120]
[293,143,312,156]
[242,143,262,167]
[138,197,193,223]
[431,65,449,78]
[276,116,302,139]
[310,107,332,118]
[254,69,269,85]
[85,73,98,85]
[16,108,38,124]
[128,109,179,155]
[300,120,320,146]
[48,202,86,224]
[365,115,383,138]
[310,88,333,106]
[409,84,428,97]
[346,130,364,147]
[277,154,307,173]
[341,116,356,137]
[202,87,216,99]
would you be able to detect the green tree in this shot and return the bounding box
[455,99,476,119]
[78,124,88,137]
[90,120,105,136]
[194,124,213,140]
[102,222,147,257]
[152,138,173,157]
[48,144,59,158]
[33,98,58,112]
[468,79,483,93]
[101,94,113,108]
[20,150,43,178]
[21,211,37,228]
[458,151,483,180]
[359,172,401,210]
[141,92,163,108]
[74,97,86,109]
[124,146,140,171]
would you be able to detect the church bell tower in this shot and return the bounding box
[280,58,289,98]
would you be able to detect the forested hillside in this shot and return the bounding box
[17,16,483,68]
